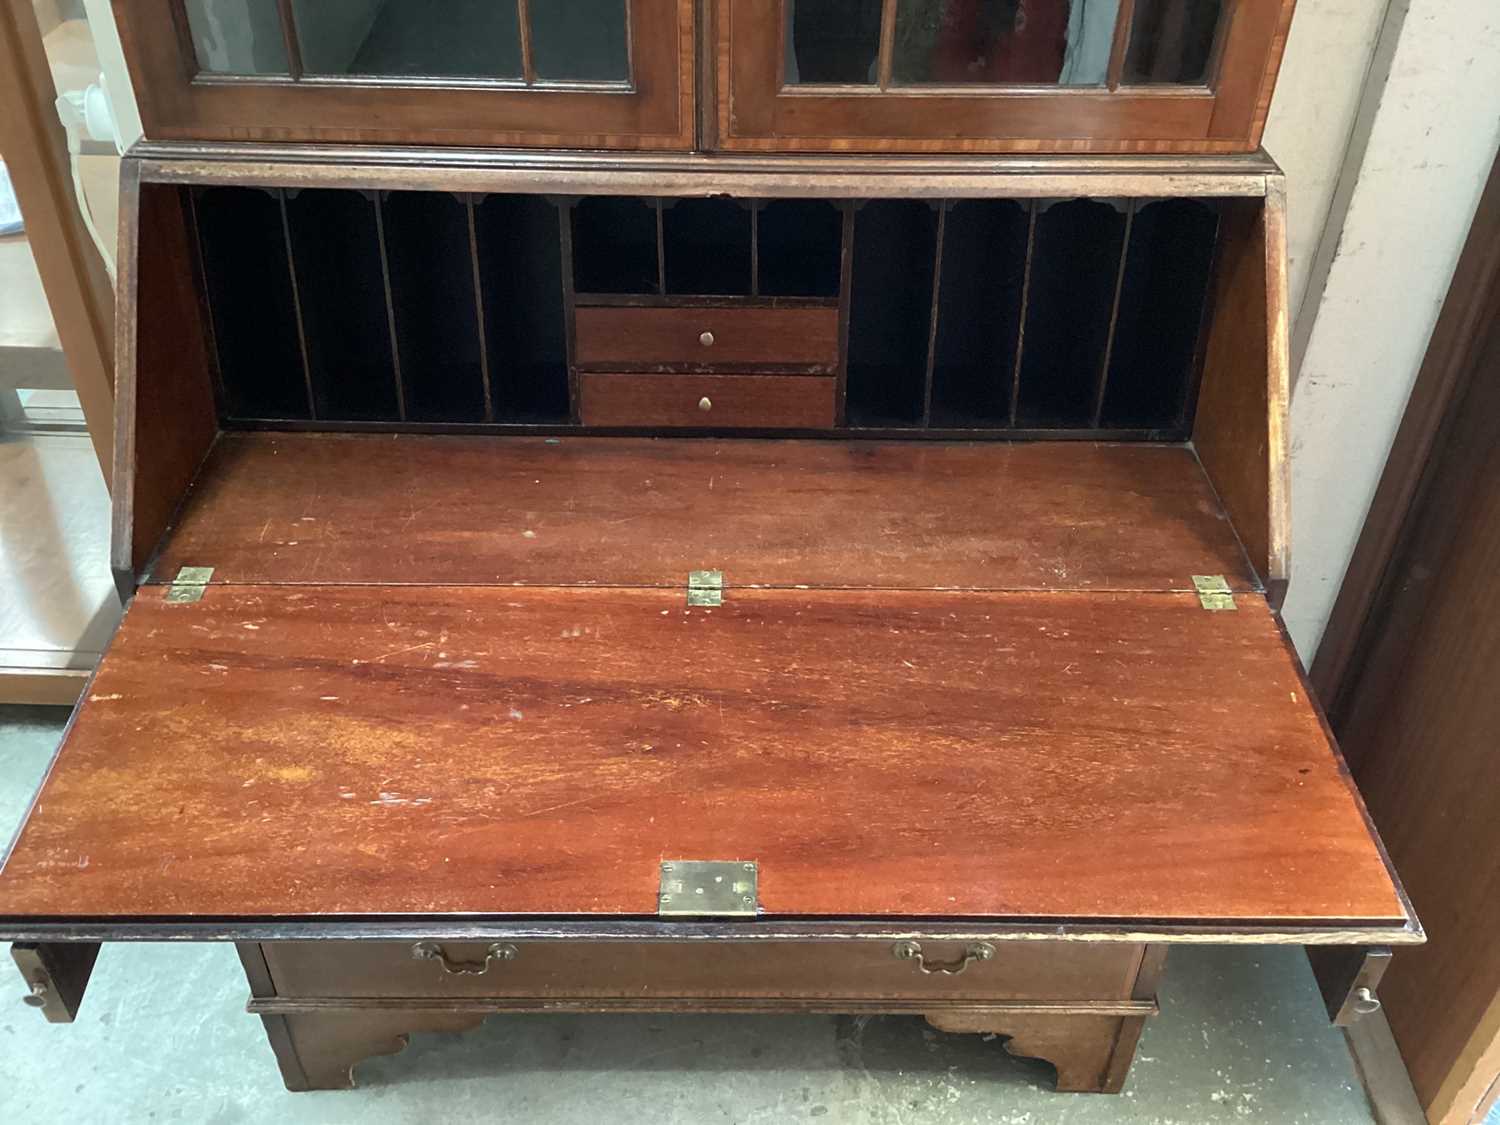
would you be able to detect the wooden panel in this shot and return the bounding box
[1320,185,1500,1122]
[580,373,836,428]
[0,585,1407,925]
[262,940,1144,1000]
[10,941,99,1023]
[1206,0,1299,149]
[133,150,1280,202]
[112,179,220,583]
[1307,946,1392,1026]
[147,434,1255,591]
[1193,187,1289,596]
[715,0,1298,154]
[574,306,839,369]
[110,0,694,150]
[1342,1009,1432,1125]
[1313,153,1500,717]
[0,668,88,707]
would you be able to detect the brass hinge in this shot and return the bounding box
[687,569,723,607]
[1191,575,1236,612]
[658,860,757,918]
[166,566,214,604]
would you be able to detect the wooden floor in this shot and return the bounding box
[147,433,1258,592]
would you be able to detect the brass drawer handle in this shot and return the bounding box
[1351,987,1381,1016]
[21,981,49,1008]
[699,330,715,347]
[411,942,518,976]
[698,396,713,412]
[892,940,995,976]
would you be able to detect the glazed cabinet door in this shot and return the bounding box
[113,0,694,149]
[713,0,1294,153]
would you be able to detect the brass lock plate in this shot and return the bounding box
[658,860,757,917]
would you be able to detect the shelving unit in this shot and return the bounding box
[189,187,1221,438]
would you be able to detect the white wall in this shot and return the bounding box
[1268,0,1500,661]
[1263,0,1388,321]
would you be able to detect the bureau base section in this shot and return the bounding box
[250,999,1155,1094]
[242,940,1165,1094]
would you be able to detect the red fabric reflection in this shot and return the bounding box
[927,0,1070,83]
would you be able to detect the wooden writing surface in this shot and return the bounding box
[147,434,1255,593]
[0,585,1405,927]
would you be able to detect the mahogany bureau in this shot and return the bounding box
[1,0,1418,1095]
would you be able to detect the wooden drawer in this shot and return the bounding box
[574,305,840,369]
[261,940,1146,1001]
[581,373,837,428]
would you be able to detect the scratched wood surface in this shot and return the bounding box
[0,585,1404,924]
[147,434,1255,592]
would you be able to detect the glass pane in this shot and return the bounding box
[293,0,522,78]
[183,0,289,75]
[532,0,631,82]
[1123,0,1224,85]
[784,0,884,85]
[892,0,1121,86]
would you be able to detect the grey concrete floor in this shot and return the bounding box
[0,703,1377,1124]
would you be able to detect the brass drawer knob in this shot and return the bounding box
[698,396,713,413]
[1351,987,1381,1016]
[21,981,49,1008]
[892,940,995,976]
[411,941,518,976]
[699,330,715,347]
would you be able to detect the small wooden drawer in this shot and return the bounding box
[581,373,837,429]
[574,305,840,369]
[261,940,1146,1001]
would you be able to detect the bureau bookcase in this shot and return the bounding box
[1,0,1417,1095]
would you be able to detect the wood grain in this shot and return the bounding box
[0,668,88,707]
[110,0,1292,154]
[261,1001,1147,1091]
[1206,0,1300,150]
[575,305,839,369]
[1324,189,1500,1122]
[1342,1009,1430,1125]
[113,181,220,582]
[1194,190,1289,592]
[131,150,1279,201]
[145,433,1255,591]
[716,0,1296,155]
[580,373,835,428]
[253,994,1155,1016]
[925,1010,1145,1093]
[261,939,1144,1000]
[110,0,694,150]
[278,1008,489,1091]
[0,586,1407,925]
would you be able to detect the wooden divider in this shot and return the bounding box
[169,185,1233,441]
